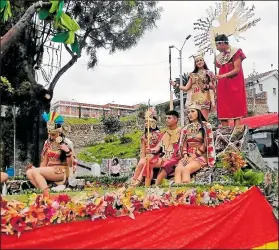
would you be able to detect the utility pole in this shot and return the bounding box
[169,34,191,127]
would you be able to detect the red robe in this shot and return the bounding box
[216,48,247,119]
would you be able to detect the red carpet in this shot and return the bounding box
[1,187,278,249]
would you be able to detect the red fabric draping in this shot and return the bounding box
[1,187,278,249]
[224,113,278,128]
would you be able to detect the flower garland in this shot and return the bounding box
[1,185,248,236]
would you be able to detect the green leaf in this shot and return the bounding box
[65,30,75,44]
[38,8,49,20]
[51,31,69,43]
[70,37,80,55]
[128,0,136,7]
[60,12,74,30]
[49,0,59,13]
[60,12,80,31]
[0,0,7,10]
[56,0,64,20]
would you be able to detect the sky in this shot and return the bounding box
[46,1,278,107]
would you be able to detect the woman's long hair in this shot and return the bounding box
[59,133,67,162]
[192,61,209,73]
[188,109,205,142]
[192,61,211,86]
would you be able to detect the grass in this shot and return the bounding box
[64,115,136,125]
[119,115,137,122]
[78,130,142,164]
[64,117,100,125]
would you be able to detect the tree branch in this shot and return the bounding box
[47,28,92,92]
[48,55,78,92]
[64,44,74,57]
[0,1,51,60]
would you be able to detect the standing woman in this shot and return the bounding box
[170,54,215,121]
[175,102,215,183]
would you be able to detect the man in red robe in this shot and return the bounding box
[215,34,247,127]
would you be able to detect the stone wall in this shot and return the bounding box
[247,92,269,115]
[64,120,146,147]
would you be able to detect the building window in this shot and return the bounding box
[273,88,276,95]
[259,84,263,91]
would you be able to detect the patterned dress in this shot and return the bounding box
[187,70,215,111]
[179,122,215,168]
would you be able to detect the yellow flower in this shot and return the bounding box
[143,199,150,209]
[94,197,101,206]
[121,197,132,208]
[135,189,144,198]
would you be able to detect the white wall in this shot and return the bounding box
[260,75,278,112]
[246,74,278,113]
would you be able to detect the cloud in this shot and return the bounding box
[48,1,278,106]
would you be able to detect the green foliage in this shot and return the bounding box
[76,175,130,185]
[64,117,100,125]
[173,73,189,99]
[119,115,136,122]
[101,115,121,134]
[0,76,14,93]
[120,135,133,144]
[208,113,220,128]
[233,169,264,186]
[0,0,12,22]
[137,104,148,119]
[78,130,142,164]
[104,135,118,143]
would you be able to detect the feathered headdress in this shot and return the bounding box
[144,107,157,120]
[42,111,64,133]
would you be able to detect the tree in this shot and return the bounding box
[0,0,162,166]
[1,0,163,96]
[136,103,148,119]
[173,73,189,99]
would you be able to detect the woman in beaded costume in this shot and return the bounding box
[175,102,215,183]
[170,54,215,121]
[129,108,163,186]
[26,112,73,195]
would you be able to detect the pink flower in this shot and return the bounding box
[56,194,71,204]
[209,191,217,199]
[104,195,114,203]
[189,195,196,205]
[10,216,27,233]
[105,204,116,216]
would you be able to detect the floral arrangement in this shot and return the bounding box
[219,151,247,173]
[1,185,248,236]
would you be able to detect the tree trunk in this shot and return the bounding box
[48,55,78,91]
[0,1,51,60]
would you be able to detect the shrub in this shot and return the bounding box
[101,115,121,134]
[120,136,133,144]
[104,135,118,143]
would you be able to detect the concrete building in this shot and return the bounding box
[51,100,139,118]
[245,69,278,113]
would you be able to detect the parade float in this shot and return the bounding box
[1,1,278,249]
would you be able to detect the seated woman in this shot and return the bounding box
[129,109,163,186]
[110,158,121,177]
[175,102,215,184]
[1,172,8,183]
[26,112,73,195]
